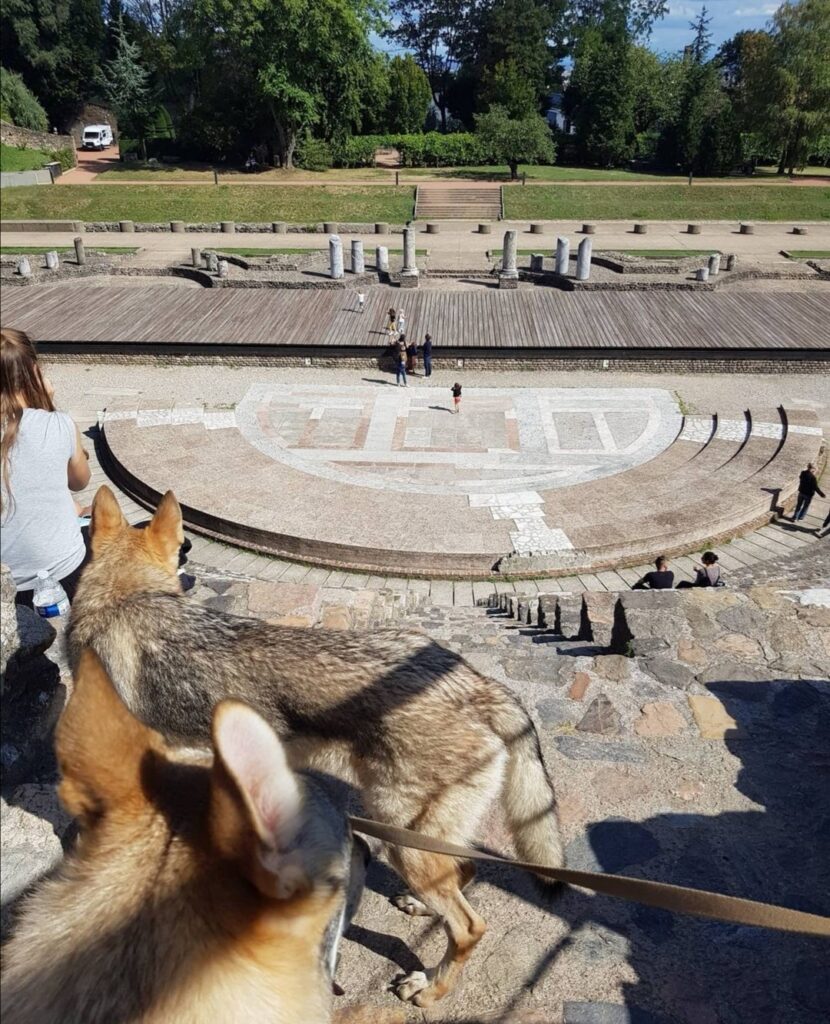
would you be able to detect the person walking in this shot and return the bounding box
[792,463,825,521]
[817,508,830,539]
[386,306,397,337]
[357,292,365,313]
[422,333,433,377]
[451,381,462,413]
[396,308,406,336]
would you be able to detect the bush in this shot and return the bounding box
[334,134,396,167]
[0,67,48,131]
[49,146,75,171]
[397,132,483,167]
[295,135,333,171]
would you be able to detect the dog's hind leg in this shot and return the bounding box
[388,846,485,1008]
[391,858,474,917]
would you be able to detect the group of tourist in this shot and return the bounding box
[383,307,435,385]
[632,552,724,591]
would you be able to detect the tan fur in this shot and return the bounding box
[1,651,356,1024]
[66,485,564,1007]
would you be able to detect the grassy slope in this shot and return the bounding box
[0,143,53,172]
[504,184,830,221]
[0,185,416,223]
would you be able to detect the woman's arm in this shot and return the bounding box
[67,422,92,491]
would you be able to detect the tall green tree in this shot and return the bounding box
[0,66,48,130]
[104,13,154,159]
[195,0,382,167]
[386,55,432,133]
[474,103,555,178]
[1,0,105,126]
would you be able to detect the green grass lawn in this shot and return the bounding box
[784,250,830,259]
[97,164,392,182]
[503,184,830,221]
[0,185,416,224]
[0,245,138,255]
[0,142,55,172]
[755,165,830,178]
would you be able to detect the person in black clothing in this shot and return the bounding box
[632,555,674,590]
[793,463,825,521]
[451,382,462,413]
[422,333,433,377]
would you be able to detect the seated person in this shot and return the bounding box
[678,550,724,588]
[1,328,91,606]
[633,555,674,590]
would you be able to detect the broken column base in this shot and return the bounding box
[399,271,419,288]
[498,273,519,290]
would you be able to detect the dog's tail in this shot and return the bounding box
[489,694,564,874]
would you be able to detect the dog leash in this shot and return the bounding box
[348,816,830,938]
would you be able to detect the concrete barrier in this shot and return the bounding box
[0,219,84,232]
[0,169,53,188]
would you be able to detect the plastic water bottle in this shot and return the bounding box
[32,570,70,618]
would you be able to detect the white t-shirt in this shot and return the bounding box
[1,409,85,591]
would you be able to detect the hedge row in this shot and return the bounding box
[332,133,486,168]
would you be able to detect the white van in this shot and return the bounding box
[82,124,114,150]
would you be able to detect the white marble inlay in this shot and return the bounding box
[509,523,574,554]
[751,421,784,440]
[137,409,173,428]
[204,410,237,430]
[170,407,204,425]
[716,418,749,442]
[100,409,138,423]
[789,425,823,436]
[469,492,544,508]
[679,418,713,444]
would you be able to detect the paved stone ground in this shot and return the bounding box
[3,561,828,1022]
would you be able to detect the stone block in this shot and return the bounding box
[529,223,543,234]
[374,222,390,234]
[557,592,584,639]
[170,220,185,233]
[687,223,701,235]
[633,223,647,234]
[739,222,754,235]
[634,701,686,737]
[530,253,544,272]
[220,221,235,234]
[119,220,134,232]
[582,591,617,647]
[593,654,630,682]
[324,222,338,234]
[247,580,322,623]
[642,657,696,690]
[582,223,595,234]
[272,222,286,233]
[576,694,621,736]
[688,695,739,739]
[478,223,491,234]
[538,594,558,629]
[320,605,353,630]
[399,272,419,288]
[555,735,646,763]
[792,226,808,236]
[426,223,440,234]
[568,672,591,700]
[498,274,519,289]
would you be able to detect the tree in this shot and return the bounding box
[386,55,432,133]
[687,4,712,63]
[194,0,382,168]
[474,104,555,178]
[567,24,636,167]
[386,1,472,131]
[1,0,105,126]
[567,0,668,40]
[104,14,154,159]
[0,66,48,130]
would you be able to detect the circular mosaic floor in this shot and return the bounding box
[100,384,820,577]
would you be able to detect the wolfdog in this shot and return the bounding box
[67,485,564,1007]
[1,649,369,1024]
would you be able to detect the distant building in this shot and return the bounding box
[545,93,571,133]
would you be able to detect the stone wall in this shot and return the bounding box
[0,121,76,164]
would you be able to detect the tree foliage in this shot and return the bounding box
[104,13,154,158]
[474,104,556,177]
[0,66,48,130]
[386,56,432,134]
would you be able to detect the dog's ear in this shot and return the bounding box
[146,490,184,569]
[90,485,127,555]
[210,700,307,900]
[57,649,160,823]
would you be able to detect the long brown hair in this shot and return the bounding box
[1,328,55,509]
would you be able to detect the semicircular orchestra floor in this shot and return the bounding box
[99,384,822,578]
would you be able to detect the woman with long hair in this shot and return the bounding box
[1,328,91,605]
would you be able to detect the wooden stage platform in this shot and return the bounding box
[2,282,829,358]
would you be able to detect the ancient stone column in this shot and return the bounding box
[401,227,419,286]
[206,252,219,273]
[45,250,59,270]
[725,254,736,271]
[375,246,389,273]
[708,253,720,277]
[329,235,344,279]
[74,236,86,266]
[555,236,570,276]
[17,256,32,277]
[696,267,709,282]
[191,247,202,268]
[576,237,592,281]
[530,254,544,272]
[351,239,365,274]
[218,259,229,279]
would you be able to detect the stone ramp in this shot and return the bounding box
[415,182,502,220]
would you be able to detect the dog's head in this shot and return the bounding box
[3,650,365,1022]
[84,485,184,596]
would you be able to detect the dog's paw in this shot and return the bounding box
[392,970,430,1004]
[391,893,432,917]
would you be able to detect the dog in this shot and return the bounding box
[1,649,368,1024]
[66,485,564,1007]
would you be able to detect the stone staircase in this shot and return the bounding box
[414,182,502,220]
